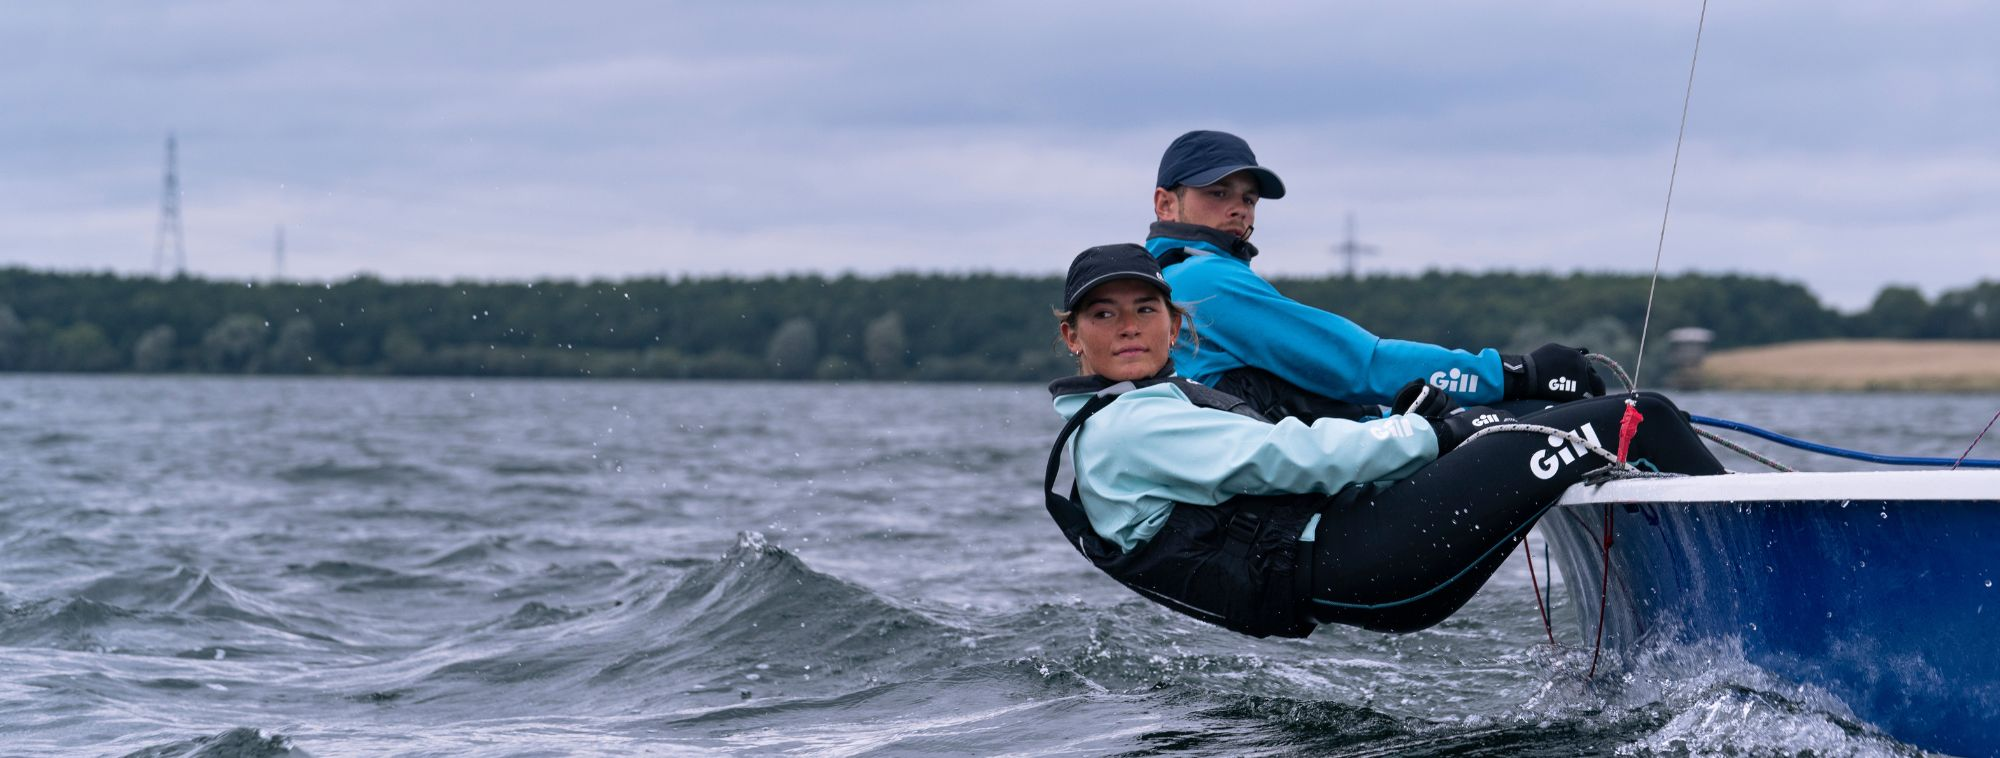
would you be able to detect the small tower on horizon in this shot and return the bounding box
[274,225,286,281]
[153,133,187,277]
[1332,212,1378,280]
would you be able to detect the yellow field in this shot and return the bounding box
[1699,339,2000,392]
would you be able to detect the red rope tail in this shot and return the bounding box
[1524,537,1557,646]
[1616,399,1645,464]
[1585,502,1614,682]
[1953,410,2000,471]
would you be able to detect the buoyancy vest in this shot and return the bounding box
[1044,373,1320,639]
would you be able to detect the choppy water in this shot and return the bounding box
[2,375,1994,757]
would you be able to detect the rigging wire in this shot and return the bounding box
[1563,3,1713,681]
[1954,411,2000,471]
[1630,0,1710,390]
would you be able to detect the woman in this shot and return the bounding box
[1046,243,1724,637]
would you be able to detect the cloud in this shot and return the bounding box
[2,1,1996,312]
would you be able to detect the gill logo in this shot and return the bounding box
[1368,416,1417,440]
[1428,368,1479,394]
[1548,376,1578,393]
[1469,413,1502,427]
[1530,422,1603,479]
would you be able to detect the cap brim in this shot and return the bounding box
[1180,165,1286,199]
[1063,272,1173,311]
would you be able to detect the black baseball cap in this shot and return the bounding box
[1063,243,1172,311]
[1156,130,1286,199]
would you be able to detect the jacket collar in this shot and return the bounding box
[1047,363,1179,398]
[1145,221,1259,262]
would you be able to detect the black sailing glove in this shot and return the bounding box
[1501,343,1607,402]
[1429,405,1518,456]
[1393,379,1517,455]
[1391,378,1460,418]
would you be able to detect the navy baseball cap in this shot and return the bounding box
[1156,130,1286,199]
[1063,244,1172,311]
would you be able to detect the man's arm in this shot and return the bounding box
[1170,257,1506,405]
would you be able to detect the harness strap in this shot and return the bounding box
[1044,384,1132,497]
[1045,380,1273,561]
[1220,511,1264,559]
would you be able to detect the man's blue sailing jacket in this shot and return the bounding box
[1144,221,1507,407]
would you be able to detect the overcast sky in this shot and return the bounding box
[2,1,1994,310]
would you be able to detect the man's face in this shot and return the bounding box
[1155,171,1260,238]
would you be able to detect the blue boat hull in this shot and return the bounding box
[1543,471,2000,757]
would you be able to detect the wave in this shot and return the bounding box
[420,535,519,568]
[390,532,972,716]
[1508,631,1915,756]
[284,559,459,593]
[276,460,443,485]
[484,481,591,497]
[0,565,342,655]
[29,431,86,447]
[487,459,596,476]
[0,597,136,651]
[119,727,303,758]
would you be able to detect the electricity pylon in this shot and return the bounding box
[153,133,186,277]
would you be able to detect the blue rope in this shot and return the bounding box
[1688,414,2000,469]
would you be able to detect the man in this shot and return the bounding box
[1144,129,1603,421]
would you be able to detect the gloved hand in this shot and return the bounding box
[1501,343,1607,402]
[1430,405,1518,456]
[1391,378,1460,418]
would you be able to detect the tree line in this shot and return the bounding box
[0,266,1993,381]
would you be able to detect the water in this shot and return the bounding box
[2,375,1992,756]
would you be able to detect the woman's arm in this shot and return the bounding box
[1077,387,1438,506]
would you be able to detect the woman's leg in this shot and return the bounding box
[1304,391,1723,632]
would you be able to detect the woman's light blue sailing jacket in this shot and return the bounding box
[1052,381,1437,552]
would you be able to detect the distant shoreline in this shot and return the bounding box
[1698,340,2000,392]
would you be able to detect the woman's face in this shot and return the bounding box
[1060,279,1178,382]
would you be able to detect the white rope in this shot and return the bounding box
[1463,423,1622,466]
[1459,422,1685,482]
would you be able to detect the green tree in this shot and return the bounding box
[1929,282,2000,339]
[814,355,860,380]
[203,314,268,372]
[269,317,317,373]
[1862,286,1929,339]
[381,325,426,372]
[863,311,908,379]
[0,266,1988,381]
[0,303,23,370]
[48,322,120,371]
[765,317,818,379]
[132,325,178,372]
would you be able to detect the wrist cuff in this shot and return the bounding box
[1500,354,1529,399]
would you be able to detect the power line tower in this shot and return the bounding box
[273,225,286,281]
[153,133,187,277]
[1331,212,1378,280]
